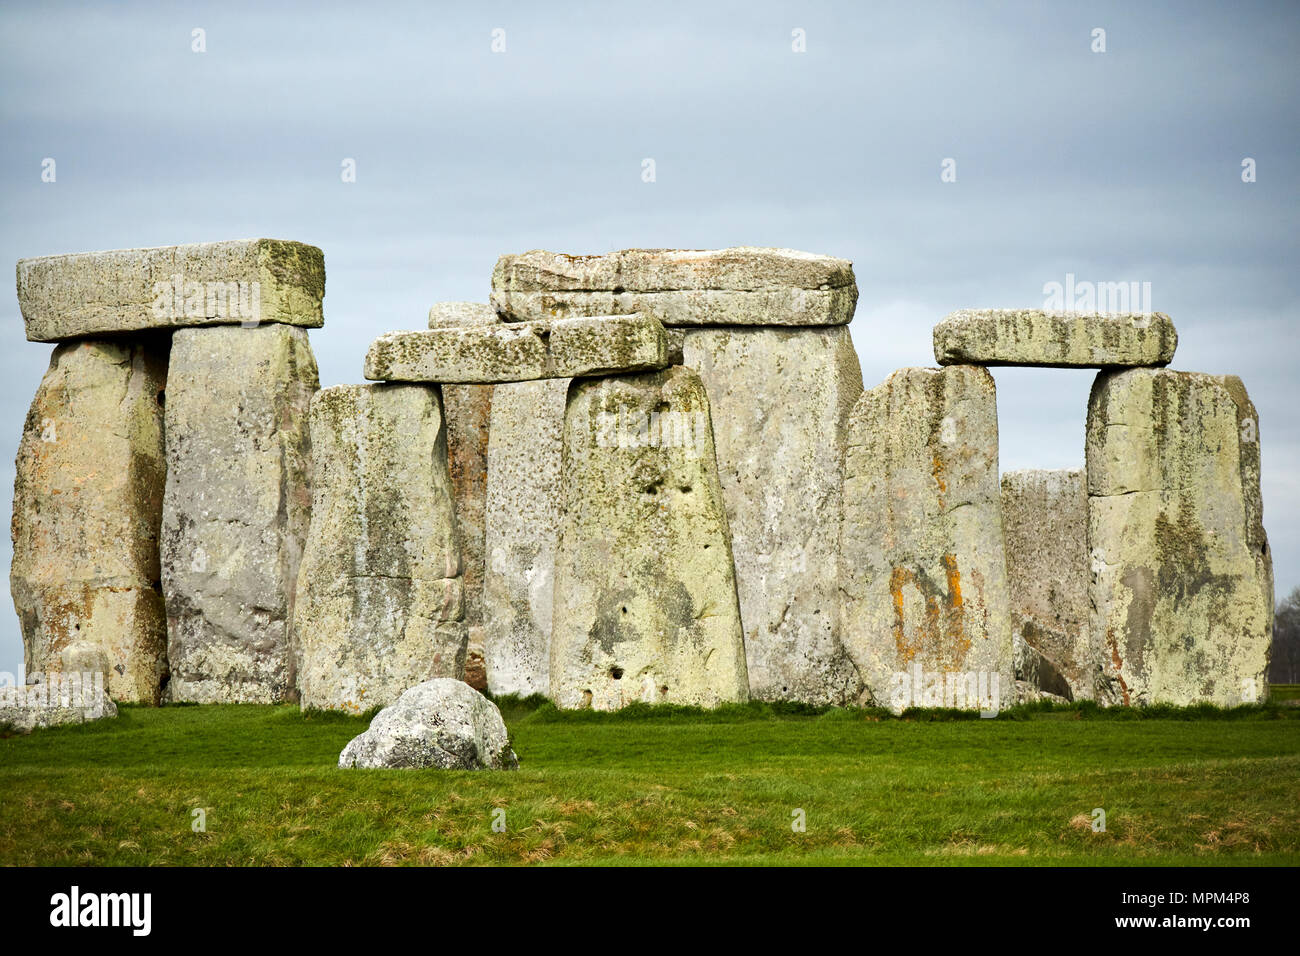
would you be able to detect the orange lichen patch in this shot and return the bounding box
[891,559,970,667]
[889,566,921,662]
[943,554,963,608]
[940,554,971,664]
[931,453,948,500]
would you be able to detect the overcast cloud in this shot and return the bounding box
[0,0,1296,676]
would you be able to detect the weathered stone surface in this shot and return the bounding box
[17,239,324,342]
[840,366,1013,711]
[1011,678,1070,706]
[426,303,499,690]
[491,248,857,327]
[1086,368,1272,706]
[162,325,318,704]
[1013,634,1075,702]
[0,674,117,732]
[482,378,568,697]
[338,678,518,770]
[934,310,1177,368]
[10,338,169,704]
[551,366,749,710]
[678,326,865,704]
[294,385,466,713]
[665,327,685,364]
[364,314,669,384]
[427,301,500,329]
[1001,469,1090,700]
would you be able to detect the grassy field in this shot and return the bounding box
[1,699,1298,866]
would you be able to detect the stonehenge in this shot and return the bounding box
[493,248,867,705]
[8,241,1278,717]
[14,240,324,705]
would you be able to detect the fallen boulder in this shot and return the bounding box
[338,678,518,770]
[0,673,117,732]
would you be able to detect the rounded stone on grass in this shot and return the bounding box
[338,679,518,771]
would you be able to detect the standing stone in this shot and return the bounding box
[429,303,499,691]
[1000,469,1090,700]
[162,325,318,703]
[840,366,1013,711]
[551,366,748,710]
[492,248,857,327]
[294,385,465,713]
[678,326,865,704]
[482,378,569,697]
[1086,368,1272,706]
[10,339,169,703]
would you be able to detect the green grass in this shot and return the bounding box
[1270,683,1300,702]
[1,698,1297,866]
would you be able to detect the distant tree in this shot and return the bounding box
[1272,586,1300,685]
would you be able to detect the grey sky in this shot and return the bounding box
[1,0,1296,676]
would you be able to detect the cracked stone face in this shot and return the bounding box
[550,366,748,710]
[840,365,1013,711]
[1086,368,1272,706]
